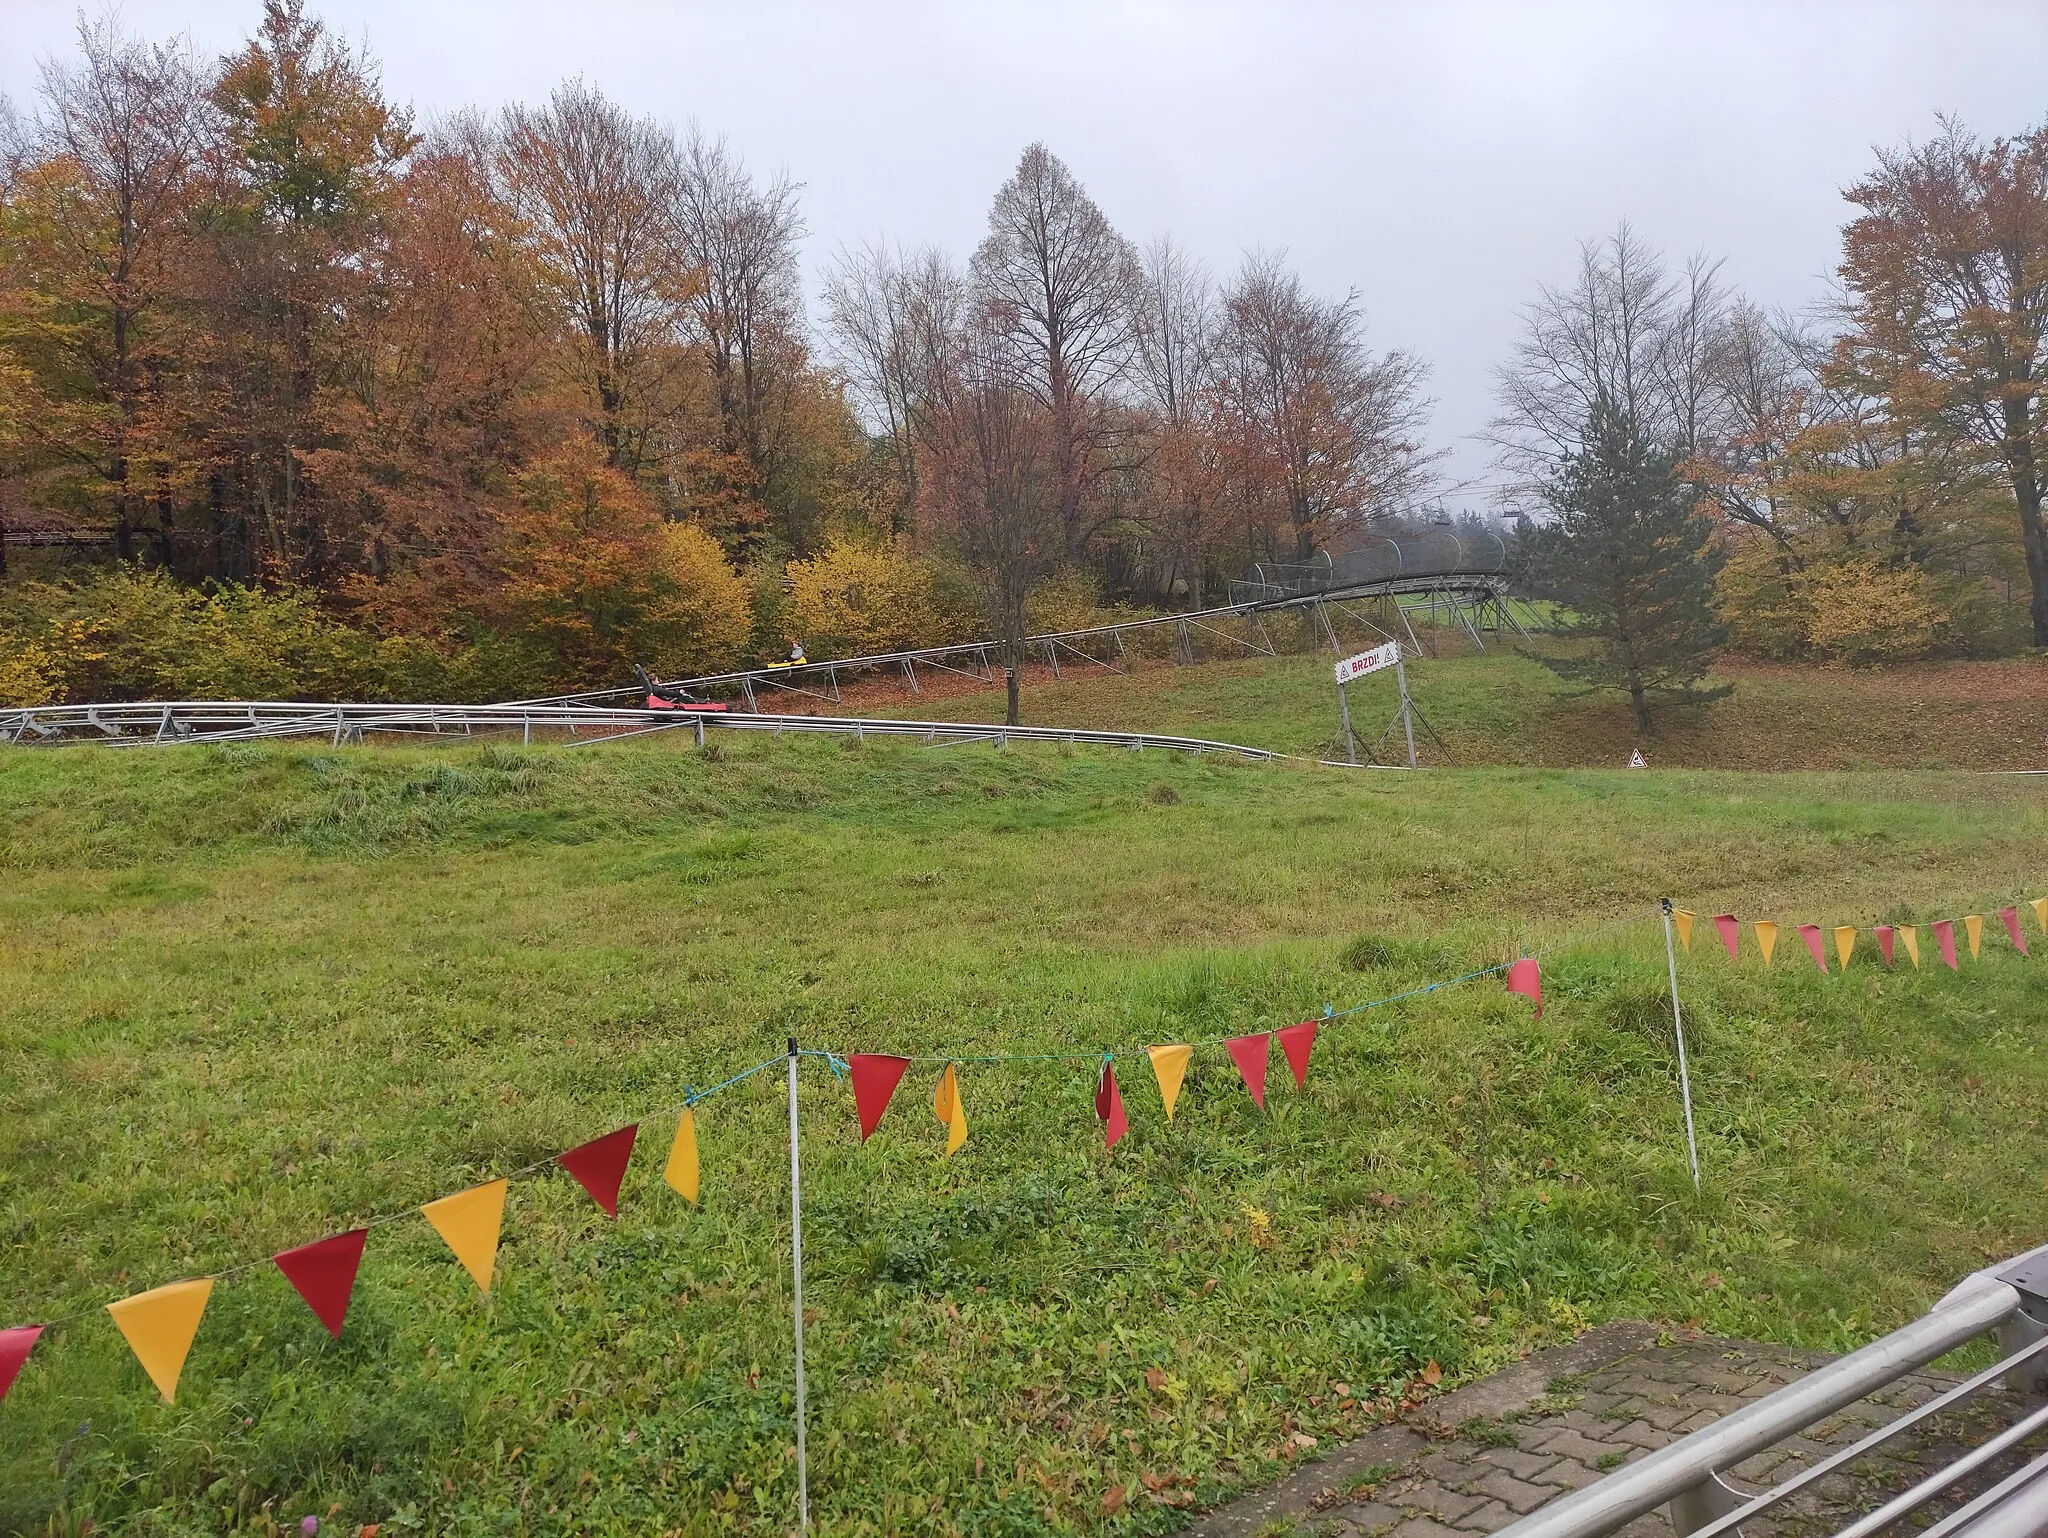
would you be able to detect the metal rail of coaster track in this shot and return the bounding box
[1493,1240,2048,1538]
[0,698,1282,757]
[507,530,1536,712]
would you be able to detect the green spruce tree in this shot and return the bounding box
[1523,396,1730,733]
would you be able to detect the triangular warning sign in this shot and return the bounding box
[1627,749,1647,768]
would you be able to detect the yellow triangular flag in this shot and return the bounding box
[421,1178,507,1294]
[106,1278,213,1403]
[1673,909,1695,951]
[932,1063,967,1157]
[1754,920,1778,965]
[1834,926,1856,969]
[1965,914,1983,960]
[665,1108,699,1205]
[1901,925,1920,968]
[2032,897,2047,935]
[1147,1044,1193,1121]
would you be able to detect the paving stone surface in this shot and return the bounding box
[1187,1321,2046,1538]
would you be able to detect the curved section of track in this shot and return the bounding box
[0,699,1279,759]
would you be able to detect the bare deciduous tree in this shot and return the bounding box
[1488,223,1728,506]
[921,295,1059,725]
[498,79,684,475]
[671,129,807,503]
[30,14,210,561]
[971,142,1140,561]
[1213,251,1436,561]
[823,240,962,530]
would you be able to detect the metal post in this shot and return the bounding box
[787,1037,810,1530]
[1336,679,1357,765]
[1660,899,1702,1194]
[1393,651,1418,770]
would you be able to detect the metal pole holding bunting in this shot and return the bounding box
[1659,899,1702,1194]
[1393,650,1418,770]
[787,1037,811,1529]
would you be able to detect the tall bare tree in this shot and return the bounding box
[1213,251,1435,561]
[1133,234,1222,601]
[498,79,685,475]
[23,15,209,562]
[921,294,1059,725]
[823,240,962,530]
[1489,223,1728,506]
[971,142,1139,562]
[671,128,806,515]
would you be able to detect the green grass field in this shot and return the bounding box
[3,733,2048,1536]
[870,644,2048,770]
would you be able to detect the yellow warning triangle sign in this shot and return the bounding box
[421,1178,507,1294]
[106,1278,213,1402]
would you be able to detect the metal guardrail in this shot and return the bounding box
[0,698,1280,759]
[1495,1242,2048,1538]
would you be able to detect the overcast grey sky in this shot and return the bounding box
[7,1,2044,504]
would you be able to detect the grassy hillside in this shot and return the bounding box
[3,738,2047,1535]
[861,645,2048,770]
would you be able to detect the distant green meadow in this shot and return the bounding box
[2,736,2045,1535]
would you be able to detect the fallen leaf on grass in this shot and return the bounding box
[1100,1485,1126,1515]
[1144,1367,1167,1392]
[1421,1360,1442,1386]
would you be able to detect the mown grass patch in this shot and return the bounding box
[1,737,2045,1535]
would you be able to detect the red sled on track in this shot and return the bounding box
[635,665,729,712]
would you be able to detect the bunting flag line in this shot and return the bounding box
[1672,909,1695,951]
[932,1064,967,1157]
[2035,897,2048,935]
[1934,919,1959,971]
[1713,913,1740,959]
[421,1179,508,1295]
[1506,957,1542,1017]
[1277,1020,1317,1090]
[1901,925,1921,969]
[1225,1033,1271,1109]
[106,1279,212,1403]
[2001,906,2029,957]
[1755,921,1779,965]
[1797,924,1829,973]
[1834,926,1856,970]
[1095,1063,1127,1149]
[0,1325,42,1404]
[1965,914,1983,961]
[272,1229,367,1340]
[1876,924,1896,968]
[558,1125,638,1218]
[1147,1044,1191,1120]
[665,1109,700,1205]
[848,1054,910,1142]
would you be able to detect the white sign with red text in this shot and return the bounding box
[1334,641,1401,686]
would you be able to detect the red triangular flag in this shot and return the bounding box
[1797,924,1829,973]
[0,1324,43,1402]
[1712,914,1739,959]
[1225,1033,1271,1109]
[1934,919,1958,970]
[558,1124,638,1217]
[1875,924,1896,967]
[848,1054,911,1141]
[2000,906,2029,956]
[1506,957,1541,1017]
[272,1230,368,1340]
[1277,1021,1317,1090]
[1095,1064,1127,1149]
